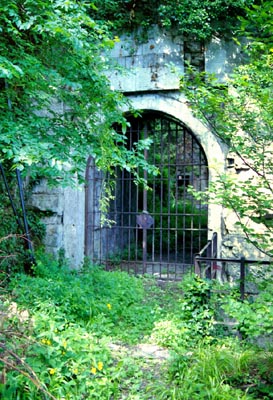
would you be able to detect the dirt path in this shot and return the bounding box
[108,342,170,399]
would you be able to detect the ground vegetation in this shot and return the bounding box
[0,259,273,399]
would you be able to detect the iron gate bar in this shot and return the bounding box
[142,121,148,273]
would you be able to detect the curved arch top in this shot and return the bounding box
[123,92,225,239]
[124,92,226,171]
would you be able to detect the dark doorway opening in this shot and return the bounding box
[85,112,208,279]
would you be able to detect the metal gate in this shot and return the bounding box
[85,112,208,279]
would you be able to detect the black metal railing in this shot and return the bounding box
[194,233,272,300]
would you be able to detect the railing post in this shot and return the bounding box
[206,240,212,279]
[194,254,201,276]
[240,256,245,301]
[213,232,218,258]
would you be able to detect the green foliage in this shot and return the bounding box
[91,0,255,40]
[179,275,215,339]
[1,260,273,398]
[11,256,147,335]
[181,1,273,256]
[223,273,273,339]
[157,0,255,39]
[0,0,154,186]
[153,340,263,399]
[239,0,273,53]
[2,259,151,398]
[149,275,215,349]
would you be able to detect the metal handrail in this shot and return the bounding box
[194,233,272,300]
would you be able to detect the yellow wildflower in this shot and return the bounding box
[91,367,97,375]
[72,368,79,375]
[97,361,103,371]
[62,340,67,349]
[49,368,56,375]
[107,303,112,310]
[41,338,51,345]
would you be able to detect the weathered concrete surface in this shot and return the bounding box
[30,179,85,267]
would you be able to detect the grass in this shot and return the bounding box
[0,254,273,399]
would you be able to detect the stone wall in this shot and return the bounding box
[31,27,253,268]
[108,27,244,92]
[30,179,85,267]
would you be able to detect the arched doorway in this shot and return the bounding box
[85,111,208,279]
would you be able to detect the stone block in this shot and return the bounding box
[41,214,63,225]
[206,36,245,81]
[45,224,63,248]
[31,179,62,195]
[29,193,64,214]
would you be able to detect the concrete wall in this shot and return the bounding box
[30,179,85,268]
[108,26,184,92]
[31,27,251,268]
[108,28,244,92]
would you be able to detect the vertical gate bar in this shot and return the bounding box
[128,122,134,267]
[166,121,170,277]
[128,145,132,264]
[142,121,148,274]
[175,123,178,265]
[201,160,204,256]
[182,127,186,266]
[134,121,139,265]
[113,168,117,268]
[152,135,156,264]
[151,117,155,275]
[85,157,94,260]
[94,161,100,261]
[197,148,200,252]
[120,164,125,268]
[167,119,171,266]
[159,125,163,265]
[98,170,103,264]
[104,175,109,267]
[94,171,98,263]
[190,136,194,263]
[84,157,90,257]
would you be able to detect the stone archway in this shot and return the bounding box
[85,94,225,278]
